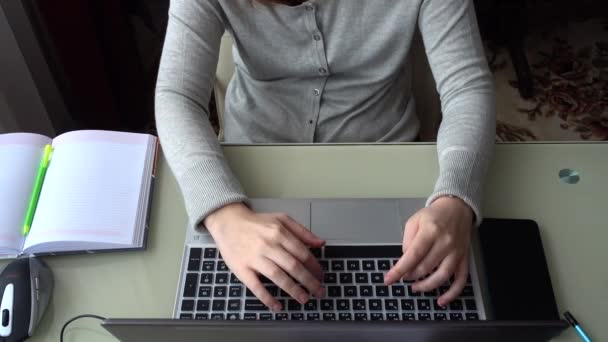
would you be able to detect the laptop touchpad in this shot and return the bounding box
[310,199,404,243]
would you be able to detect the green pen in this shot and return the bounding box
[23,144,53,236]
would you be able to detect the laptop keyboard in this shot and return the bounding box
[177,245,481,321]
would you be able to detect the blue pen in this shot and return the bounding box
[564,311,592,342]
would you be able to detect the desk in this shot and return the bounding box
[4,143,606,342]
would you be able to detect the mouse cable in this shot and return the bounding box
[60,314,106,342]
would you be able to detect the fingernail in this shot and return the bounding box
[272,303,282,312]
[316,288,326,298]
[298,294,309,303]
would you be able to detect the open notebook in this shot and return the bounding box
[0,130,158,258]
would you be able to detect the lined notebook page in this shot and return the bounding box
[23,131,149,252]
[0,133,51,254]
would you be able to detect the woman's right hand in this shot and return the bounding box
[204,203,326,311]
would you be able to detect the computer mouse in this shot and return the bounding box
[0,257,53,342]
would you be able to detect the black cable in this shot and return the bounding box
[60,314,106,342]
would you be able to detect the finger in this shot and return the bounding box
[407,242,450,281]
[438,252,469,307]
[411,252,460,294]
[238,269,282,311]
[278,214,325,247]
[403,212,421,250]
[277,228,323,281]
[385,224,437,284]
[267,247,324,298]
[258,257,310,305]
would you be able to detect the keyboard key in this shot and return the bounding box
[216,274,228,285]
[376,286,389,297]
[328,286,342,297]
[227,313,240,320]
[434,300,447,311]
[369,299,382,311]
[362,260,375,270]
[371,313,384,321]
[275,313,288,320]
[245,300,267,311]
[387,313,400,321]
[407,285,421,297]
[260,276,273,284]
[229,286,242,297]
[246,288,255,297]
[467,275,472,284]
[337,299,350,311]
[212,300,226,311]
[434,313,447,321]
[304,300,318,311]
[218,252,223,260]
[214,286,227,297]
[439,285,450,295]
[320,299,334,311]
[244,313,257,320]
[183,273,197,297]
[466,313,479,321]
[465,299,477,310]
[347,260,360,271]
[290,313,304,320]
[424,289,437,297]
[339,273,353,284]
[392,259,399,266]
[260,313,273,320]
[200,273,213,285]
[344,286,357,297]
[265,286,279,297]
[180,313,193,320]
[353,299,366,311]
[418,313,432,321]
[385,299,399,311]
[279,289,289,297]
[323,313,336,321]
[331,260,345,271]
[288,300,302,311]
[307,313,320,321]
[359,286,373,297]
[417,299,431,311]
[320,260,329,271]
[377,260,391,271]
[355,273,369,284]
[230,274,242,284]
[228,299,241,311]
[391,285,406,297]
[197,300,210,311]
[324,273,338,284]
[198,286,212,297]
[339,313,352,321]
[370,273,384,284]
[204,248,217,259]
[202,261,215,272]
[462,286,474,297]
[181,300,194,311]
[310,248,322,258]
[217,261,229,272]
[354,313,368,321]
[195,313,209,320]
[401,299,415,311]
[324,245,402,258]
[450,313,464,321]
[211,313,224,320]
[188,248,202,271]
[402,313,416,321]
[449,299,463,311]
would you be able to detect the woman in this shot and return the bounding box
[156,0,495,312]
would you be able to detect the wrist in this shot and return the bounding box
[203,202,250,233]
[432,195,474,220]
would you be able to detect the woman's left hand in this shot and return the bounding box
[384,196,474,307]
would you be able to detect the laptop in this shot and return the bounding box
[102,198,568,341]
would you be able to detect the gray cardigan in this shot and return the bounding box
[155,0,496,228]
